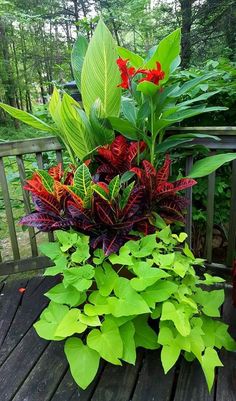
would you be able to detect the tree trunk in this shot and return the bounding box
[0,18,19,128]
[180,0,193,68]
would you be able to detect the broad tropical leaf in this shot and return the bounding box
[71,34,88,92]
[81,19,121,117]
[188,153,236,178]
[0,102,55,132]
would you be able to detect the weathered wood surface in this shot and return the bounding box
[0,275,235,401]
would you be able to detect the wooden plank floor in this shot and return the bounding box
[0,274,235,401]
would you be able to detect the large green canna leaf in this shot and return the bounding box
[81,19,121,117]
[71,34,88,92]
[188,153,236,178]
[0,102,55,132]
[61,93,96,160]
[89,99,115,145]
[145,29,181,81]
[117,46,144,68]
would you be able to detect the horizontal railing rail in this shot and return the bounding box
[0,127,235,275]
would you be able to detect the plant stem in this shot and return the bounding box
[150,98,155,165]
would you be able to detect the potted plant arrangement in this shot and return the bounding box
[1,19,236,392]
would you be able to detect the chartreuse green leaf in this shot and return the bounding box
[90,99,115,145]
[161,342,181,373]
[125,234,157,258]
[87,319,123,365]
[34,302,87,340]
[188,153,236,179]
[56,230,78,252]
[95,262,118,296]
[81,19,121,117]
[119,321,136,364]
[84,291,111,316]
[71,34,88,92]
[161,301,192,336]
[79,314,101,327]
[39,241,62,260]
[200,347,223,391]
[193,288,224,317]
[133,315,159,350]
[71,235,90,263]
[201,273,225,285]
[131,262,169,291]
[61,93,95,160]
[63,264,94,291]
[44,255,68,277]
[93,248,106,265]
[65,338,100,390]
[141,281,178,308]
[201,317,236,351]
[137,81,160,96]
[108,277,150,317]
[117,46,144,68]
[45,283,86,307]
[109,245,134,266]
[0,102,55,132]
[172,232,188,243]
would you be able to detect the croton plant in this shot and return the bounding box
[1,19,236,392]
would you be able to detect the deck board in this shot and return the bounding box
[0,275,235,401]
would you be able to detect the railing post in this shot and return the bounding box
[185,156,193,248]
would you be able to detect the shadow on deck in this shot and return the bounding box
[0,274,235,401]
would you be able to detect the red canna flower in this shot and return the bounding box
[116,58,136,89]
[139,61,165,86]
[18,287,26,293]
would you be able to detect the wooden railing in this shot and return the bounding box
[0,127,235,275]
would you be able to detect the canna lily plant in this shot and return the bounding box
[2,19,236,393]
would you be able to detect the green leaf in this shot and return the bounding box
[71,235,90,263]
[79,314,101,327]
[131,262,169,291]
[109,175,120,200]
[93,248,106,265]
[54,309,87,337]
[172,232,188,243]
[141,281,178,308]
[161,343,181,373]
[201,273,225,286]
[0,102,55,132]
[137,81,159,96]
[200,347,223,391]
[95,262,118,296]
[108,116,138,140]
[65,338,100,390]
[39,241,61,260]
[93,183,110,201]
[108,277,150,317]
[34,302,86,340]
[119,321,136,364]
[37,170,55,193]
[56,231,78,252]
[45,282,85,307]
[119,181,135,209]
[89,99,114,145]
[193,288,224,317]
[133,315,159,349]
[87,319,123,365]
[74,163,92,198]
[145,29,181,80]
[120,171,135,184]
[161,301,191,337]
[201,317,236,351]
[71,34,88,92]
[109,245,134,266]
[117,46,144,68]
[63,265,94,291]
[188,153,236,178]
[81,19,121,117]
[61,93,95,160]
[121,98,137,125]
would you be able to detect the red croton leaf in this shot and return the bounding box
[32,193,61,215]
[48,163,63,181]
[156,154,171,185]
[127,141,146,163]
[19,213,63,231]
[24,172,45,193]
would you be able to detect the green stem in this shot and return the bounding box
[150,98,155,165]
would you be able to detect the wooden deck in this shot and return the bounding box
[0,274,236,401]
